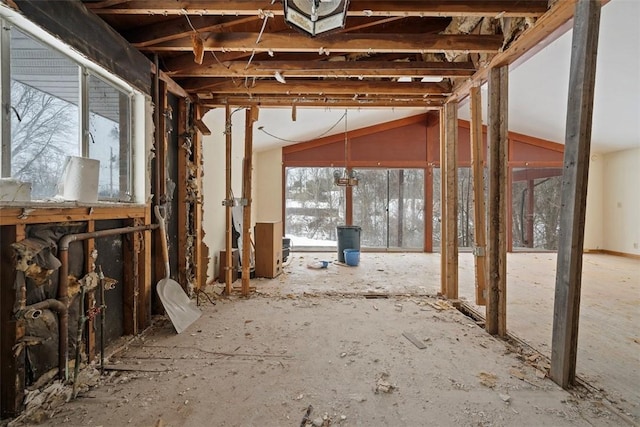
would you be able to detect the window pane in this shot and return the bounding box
[10,28,79,199]
[88,74,130,201]
[284,167,345,247]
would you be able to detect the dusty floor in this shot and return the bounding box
[7,252,639,427]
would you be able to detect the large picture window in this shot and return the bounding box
[9,28,79,199]
[285,167,345,247]
[2,24,134,202]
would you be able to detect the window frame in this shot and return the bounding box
[0,17,137,203]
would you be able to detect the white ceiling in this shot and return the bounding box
[247,0,638,154]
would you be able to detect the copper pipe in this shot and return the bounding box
[56,224,158,380]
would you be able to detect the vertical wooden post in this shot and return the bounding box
[443,102,459,300]
[177,98,188,288]
[123,219,141,335]
[1,225,26,417]
[397,169,405,247]
[242,107,256,296]
[551,0,601,388]
[470,86,487,306]
[439,108,447,296]
[224,105,233,294]
[138,206,152,329]
[193,104,205,291]
[84,220,97,358]
[486,65,508,337]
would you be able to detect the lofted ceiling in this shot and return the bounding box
[77,0,637,154]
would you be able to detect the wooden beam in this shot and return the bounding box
[184,79,452,95]
[550,0,601,389]
[444,102,458,300]
[469,86,487,306]
[137,206,152,329]
[447,0,603,103]
[439,108,447,296]
[84,220,97,359]
[142,33,503,54]
[200,95,445,108]
[224,104,233,295]
[485,66,508,337]
[193,105,206,290]
[177,98,189,289]
[89,1,548,17]
[241,107,255,296]
[174,61,476,79]
[128,16,260,47]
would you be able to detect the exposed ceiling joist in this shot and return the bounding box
[447,0,584,103]
[87,1,548,18]
[173,61,476,79]
[199,95,445,109]
[183,79,451,95]
[141,33,503,54]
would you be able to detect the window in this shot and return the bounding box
[88,74,131,200]
[9,28,79,199]
[2,24,134,202]
[285,167,345,247]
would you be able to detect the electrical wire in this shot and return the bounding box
[258,111,347,143]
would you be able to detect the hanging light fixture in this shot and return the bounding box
[284,0,350,37]
[334,110,358,187]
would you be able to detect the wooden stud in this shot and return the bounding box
[241,108,255,296]
[469,86,487,306]
[177,98,188,288]
[137,206,152,329]
[123,219,138,335]
[224,105,233,295]
[194,104,205,291]
[1,225,26,418]
[551,0,601,389]
[439,108,447,296]
[444,102,459,300]
[84,220,96,359]
[486,66,508,337]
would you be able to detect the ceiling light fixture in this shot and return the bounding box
[284,0,350,37]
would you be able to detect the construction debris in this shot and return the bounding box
[375,373,396,394]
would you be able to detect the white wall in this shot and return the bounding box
[255,148,283,222]
[602,147,640,255]
[584,153,604,250]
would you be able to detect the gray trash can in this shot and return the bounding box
[337,225,361,263]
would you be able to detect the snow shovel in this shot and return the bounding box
[155,205,201,333]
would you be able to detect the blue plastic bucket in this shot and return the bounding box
[343,249,360,266]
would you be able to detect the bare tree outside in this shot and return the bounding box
[10,81,79,199]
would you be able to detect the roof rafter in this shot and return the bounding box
[141,33,503,54]
[88,1,548,18]
[173,60,476,79]
[182,78,452,95]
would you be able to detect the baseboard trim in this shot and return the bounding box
[584,249,640,260]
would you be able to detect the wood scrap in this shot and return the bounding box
[103,364,173,372]
[402,332,427,349]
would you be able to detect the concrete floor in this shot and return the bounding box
[256,252,640,421]
[9,252,637,426]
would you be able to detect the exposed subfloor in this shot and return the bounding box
[9,252,638,426]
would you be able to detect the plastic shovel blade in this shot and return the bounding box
[156,278,202,334]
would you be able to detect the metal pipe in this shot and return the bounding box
[57,223,158,380]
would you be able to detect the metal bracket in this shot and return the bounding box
[221,199,234,207]
[473,246,485,257]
